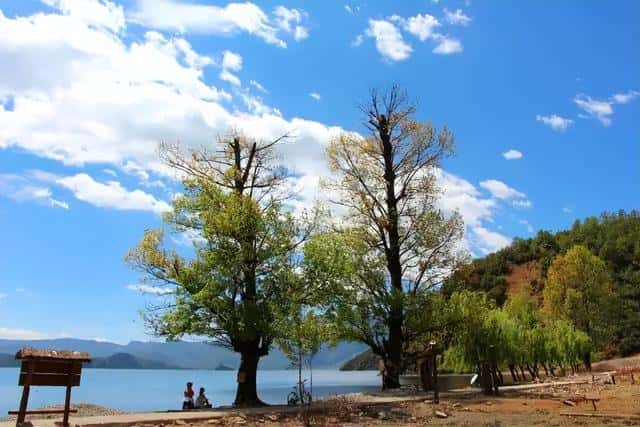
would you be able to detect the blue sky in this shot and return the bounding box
[0,0,638,343]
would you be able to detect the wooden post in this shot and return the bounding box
[62,363,74,426]
[432,351,439,404]
[16,361,33,427]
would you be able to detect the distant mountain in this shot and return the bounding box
[340,349,379,371]
[214,363,234,371]
[88,353,180,369]
[0,339,367,371]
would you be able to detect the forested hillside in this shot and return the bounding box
[442,210,640,356]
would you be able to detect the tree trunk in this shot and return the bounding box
[583,352,592,372]
[526,364,536,380]
[519,366,527,381]
[379,112,403,391]
[383,316,402,389]
[234,350,265,406]
[508,364,519,382]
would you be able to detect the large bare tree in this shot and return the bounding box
[322,85,465,388]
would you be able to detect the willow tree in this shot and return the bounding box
[320,86,465,389]
[126,134,307,406]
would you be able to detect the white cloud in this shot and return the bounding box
[0,173,69,209]
[0,2,509,258]
[0,11,229,168]
[130,0,308,48]
[351,34,364,47]
[56,173,171,214]
[43,0,125,32]
[573,91,639,126]
[365,19,412,62]
[512,199,532,208]
[0,326,48,340]
[249,79,267,93]
[221,50,242,72]
[127,284,174,295]
[103,168,118,177]
[562,206,573,214]
[220,69,241,86]
[434,169,512,255]
[611,90,640,104]
[436,169,496,228]
[397,14,441,41]
[219,50,242,86]
[122,160,150,181]
[0,293,5,300]
[502,149,522,160]
[471,226,512,255]
[272,6,309,41]
[479,179,529,204]
[536,114,574,131]
[444,8,471,26]
[309,92,321,101]
[344,5,353,14]
[360,12,465,58]
[432,35,463,54]
[574,94,613,126]
[293,26,309,41]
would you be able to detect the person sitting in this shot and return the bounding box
[182,382,195,410]
[195,387,212,409]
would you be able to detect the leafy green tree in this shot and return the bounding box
[443,292,593,382]
[542,245,614,360]
[319,85,465,389]
[277,310,332,406]
[126,135,309,406]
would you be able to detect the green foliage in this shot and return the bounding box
[277,312,332,367]
[442,292,592,376]
[543,245,614,348]
[441,210,640,356]
[126,187,301,351]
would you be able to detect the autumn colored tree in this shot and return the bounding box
[126,134,310,406]
[318,85,465,389]
[542,245,613,367]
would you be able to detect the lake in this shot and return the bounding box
[0,368,380,415]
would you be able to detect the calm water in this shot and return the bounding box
[0,368,379,415]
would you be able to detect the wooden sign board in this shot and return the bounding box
[11,348,91,427]
[19,361,82,387]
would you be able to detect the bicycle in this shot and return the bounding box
[287,379,312,406]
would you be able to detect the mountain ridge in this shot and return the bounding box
[0,338,366,370]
